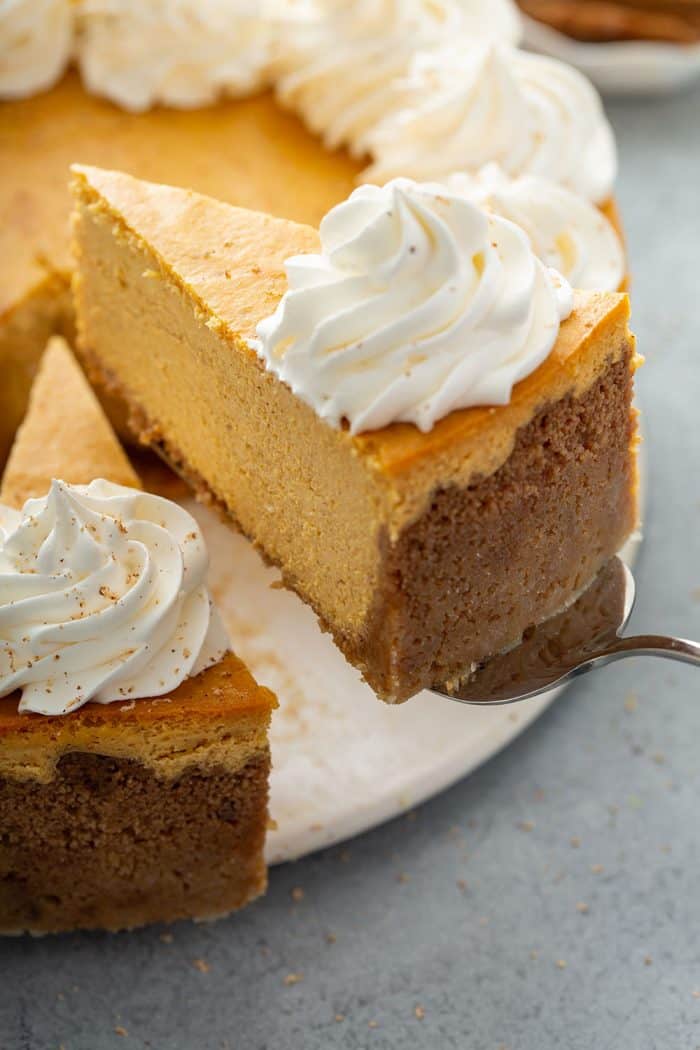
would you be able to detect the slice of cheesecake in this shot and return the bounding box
[0,336,276,934]
[72,165,639,704]
[1,332,140,508]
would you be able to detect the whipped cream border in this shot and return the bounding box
[1,3,617,209]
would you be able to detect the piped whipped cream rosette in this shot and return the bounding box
[274,0,522,155]
[446,165,625,292]
[2,0,521,111]
[0,0,74,99]
[252,178,573,435]
[76,0,274,111]
[363,44,617,204]
[0,479,228,715]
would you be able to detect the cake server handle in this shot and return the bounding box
[594,634,700,667]
[433,635,700,707]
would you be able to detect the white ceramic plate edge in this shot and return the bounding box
[522,15,700,94]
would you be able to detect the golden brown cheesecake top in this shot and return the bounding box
[72,164,635,533]
[0,335,140,509]
[0,73,360,319]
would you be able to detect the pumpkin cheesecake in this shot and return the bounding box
[0,336,276,934]
[72,166,639,704]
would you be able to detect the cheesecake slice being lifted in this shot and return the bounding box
[72,166,639,704]
[0,336,275,934]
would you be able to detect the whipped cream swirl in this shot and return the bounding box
[253,179,573,434]
[274,0,521,156]
[364,44,617,204]
[0,480,228,716]
[447,165,625,291]
[77,0,273,111]
[0,0,73,99]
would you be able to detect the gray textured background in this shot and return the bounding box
[2,84,700,1050]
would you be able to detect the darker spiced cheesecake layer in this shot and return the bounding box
[1,753,268,935]
[0,655,273,935]
[72,166,639,703]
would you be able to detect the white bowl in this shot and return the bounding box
[522,15,700,95]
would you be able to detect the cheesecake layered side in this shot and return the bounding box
[361,349,637,698]
[0,654,274,934]
[72,167,638,703]
[0,337,276,934]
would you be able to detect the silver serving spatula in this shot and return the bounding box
[431,558,700,706]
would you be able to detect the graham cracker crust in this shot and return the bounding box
[0,751,269,934]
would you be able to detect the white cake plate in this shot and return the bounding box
[522,15,700,94]
[186,457,643,866]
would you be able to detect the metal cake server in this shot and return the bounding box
[431,557,700,706]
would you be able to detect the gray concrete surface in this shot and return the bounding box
[2,85,700,1050]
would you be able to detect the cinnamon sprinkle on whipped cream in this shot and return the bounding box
[252,178,573,434]
[0,480,228,715]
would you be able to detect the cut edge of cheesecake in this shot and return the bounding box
[0,336,276,933]
[71,164,639,703]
